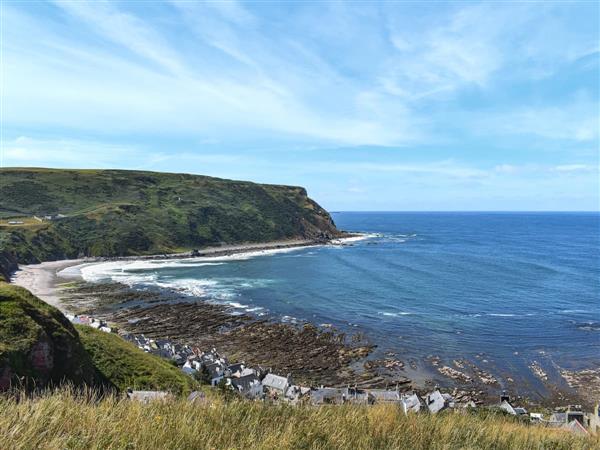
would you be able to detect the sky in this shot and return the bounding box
[1,0,599,211]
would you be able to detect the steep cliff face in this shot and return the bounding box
[0,168,342,276]
[0,282,110,391]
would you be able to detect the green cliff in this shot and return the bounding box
[0,168,341,279]
[0,282,198,393]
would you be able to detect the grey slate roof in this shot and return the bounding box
[262,373,289,392]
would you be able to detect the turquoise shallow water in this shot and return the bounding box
[81,212,600,385]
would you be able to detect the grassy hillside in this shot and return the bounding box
[0,282,197,394]
[0,282,108,391]
[0,168,341,279]
[77,326,197,395]
[0,389,597,450]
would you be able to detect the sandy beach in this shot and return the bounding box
[9,237,361,313]
[12,259,88,312]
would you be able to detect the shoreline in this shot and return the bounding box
[10,232,597,407]
[10,235,364,313]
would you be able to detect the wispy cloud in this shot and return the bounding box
[1,1,598,210]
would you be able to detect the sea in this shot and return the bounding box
[73,212,600,389]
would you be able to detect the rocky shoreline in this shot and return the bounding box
[11,240,600,409]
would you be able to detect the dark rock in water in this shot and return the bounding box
[576,322,600,331]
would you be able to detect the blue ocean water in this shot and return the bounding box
[82,212,600,382]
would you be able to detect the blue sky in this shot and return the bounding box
[1,1,599,211]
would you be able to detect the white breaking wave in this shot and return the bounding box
[330,233,380,245]
[378,311,412,317]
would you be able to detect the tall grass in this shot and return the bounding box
[0,388,597,450]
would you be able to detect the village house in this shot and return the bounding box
[284,385,311,404]
[497,392,528,416]
[400,393,425,414]
[562,419,589,436]
[204,361,226,386]
[225,362,246,378]
[342,387,370,405]
[310,387,346,405]
[230,374,263,400]
[262,373,291,397]
[425,390,455,414]
[368,389,402,404]
[587,405,600,434]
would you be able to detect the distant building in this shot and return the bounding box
[230,374,263,399]
[562,420,589,436]
[262,373,291,396]
[310,387,345,405]
[425,390,454,414]
[401,393,425,414]
[497,392,527,416]
[369,389,402,404]
[343,387,370,405]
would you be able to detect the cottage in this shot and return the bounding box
[425,390,454,414]
[562,420,589,436]
[181,363,197,376]
[231,374,263,399]
[368,389,401,404]
[529,413,543,422]
[262,373,291,396]
[310,387,345,405]
[225,363,246,378]
[343,387,370,405]
[126,389,171,403]
[549,412,568,425]
[401,393,425,414]
[586,404,600,434]
[204,361,225,386]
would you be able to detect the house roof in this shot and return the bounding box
[205,362,224,379]
[369,390,401,402]
[227,363,245,373]
[232,374,261,392]
[262,373,289,391]
[550,412,568,423]
[498,400,517,415]
[563,419,589,436]
[426,390,450,413]
[401,394,423,413]
[310,388,345,404]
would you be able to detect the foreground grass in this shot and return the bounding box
[0,389,597,450]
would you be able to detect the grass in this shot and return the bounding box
[0,282,197,394]
[0,282,103,389]
[76,326,198,395]
[0,388,597,450]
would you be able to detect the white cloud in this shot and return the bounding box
[52,0,186,75]
[476,99,599,142]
